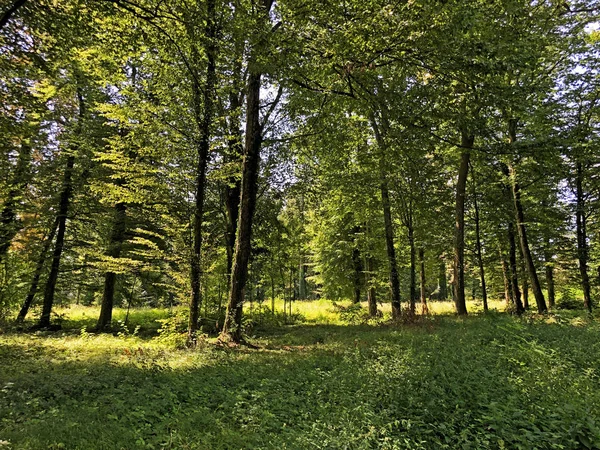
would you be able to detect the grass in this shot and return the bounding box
[1,300,600,449]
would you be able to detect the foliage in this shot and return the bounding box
[1,305,600,449]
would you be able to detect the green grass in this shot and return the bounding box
[1,301,600,449]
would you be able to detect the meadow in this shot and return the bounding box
[1,300,599,449]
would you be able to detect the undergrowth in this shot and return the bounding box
[0,302,599,449]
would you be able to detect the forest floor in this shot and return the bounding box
[1,300,600,449]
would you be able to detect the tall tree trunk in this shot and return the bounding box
[38,154,75,328]
[0,143,30,263]
[544,248,555,309]
[408,224,417,315]
[223,53,244,278]
[220,0,275,343]
[15,217,59,323]
[510,164,547,313]
[520,257,529,310]
[419,248,428,315]
[472,180,487,312]
[507,221,524,314]
[366,254,377,317]
[96,202,127,331]
[188,0,217,343]
[453,130,473,316]
[220,76,263,342]
[352,246,362,304]
[370,115,401,318]
[500,247,513,307]
[576,161,592,312]
[507,119,547,313]
[0,0,27,30]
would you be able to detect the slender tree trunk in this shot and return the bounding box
[188,0,217,343]
[544,248,555,309]
[500,247,513,307]
[510,164,546,313]
[0,143,30,263]
[367,254,377,317]
[507,119,547,313]
[408,224,417,315]
[576,161,592,312]
[370,115,401,318]
[520,257,529,310]
[472,182,487,312]
[0,0,27,30]
[96,202,127,331]
[507,221,524,313]
[352,246,362,304]
[453,130,473,316]
[38,154,75,328]
[419,248,428,315]
[15,217,59,323]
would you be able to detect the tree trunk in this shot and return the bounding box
[0,143,30,263]
[188,0,217,343]
[507,221,524,314]
[38,154,75,328]
[472,181,487,312]
[544,248,555,309]
[507,119,546,313]
[15,217,59,323]
[408,225,417,315]
[520,257,529,310]
[370,115,401,318]
[367,254,377,317]
[500,247,512,307]
[576,161,592,312]
[96,202,127,331]
[453,130,472,316]
[352,246,362,304]
[220,76,263,341]
[419,248,428,315]
[510,164,547,313]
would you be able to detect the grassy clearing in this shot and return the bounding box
[1,301,600,449]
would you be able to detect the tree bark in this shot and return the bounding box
[0,143,30,263]
[366,254,377,317]
[507,221,524,314]
[96,202,127,331]
[419,248,428,315]
[220,75,263,341]
[510,164,547,313]
[507,119,547,313]
[520,256,529,310]
[370,115,401,318]
[188,0,217,343]
[472,180,487,312]
[38,154,75,328]
[15,217,59,323]
[351,246,362,304]
[408,224,417,315]
[544,248,555,309]
[453,130,473,316]
[500,247,512,307]
[576,161,592,312]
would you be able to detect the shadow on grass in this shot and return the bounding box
[1,313,600,449]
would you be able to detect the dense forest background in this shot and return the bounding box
[2,0,600,343]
